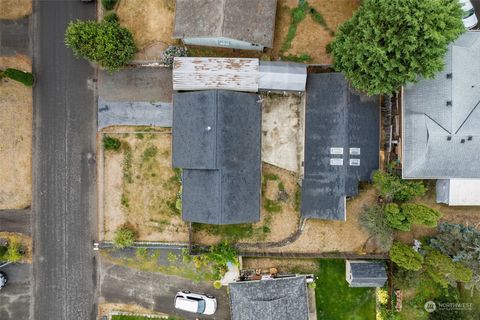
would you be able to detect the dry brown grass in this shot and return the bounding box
[0,0,32,19]
[98,303,168,318]
[242,257,319,274]
[0,232,32,263]
[0,55,32,210]
[103,132,189,242]
[116,0,177,61]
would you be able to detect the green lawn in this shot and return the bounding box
[315,259,376,320]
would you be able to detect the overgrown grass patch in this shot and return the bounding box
[315,259,376,320]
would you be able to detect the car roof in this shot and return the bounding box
[175,297,199,313]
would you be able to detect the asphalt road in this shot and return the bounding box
[100,260,231,320]
[32,1,97,320]
[0,264,32,319]
[0,210,31,235]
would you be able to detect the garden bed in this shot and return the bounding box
[0,55,32,210]
[102,129,189,242]
[191,163,301,245]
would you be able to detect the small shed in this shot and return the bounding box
[346,260,388,288]
[259,61,307,93]
[436,179,480,205]
[173,0,277,51]
[172,57,259,92]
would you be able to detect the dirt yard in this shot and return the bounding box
[0,55,32,210]
[273,0,360,64]
[192,164,301,245]
[0,0,32,19]
[98,303,168,319]
[250,186,380,254]
[116,0,177,61]
[262,93,304,173]
[0,232,32,263]
[102,131,189,242]
[242,257,319,274]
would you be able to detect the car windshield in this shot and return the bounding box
[196,299,206,314]
[463,8,475,19]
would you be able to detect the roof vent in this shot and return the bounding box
[446,73,453,79]
[447,136,452,141]
[461,139,466,143]
[206,126,212,131]
[468,136,473,141]
[446,101,452,106]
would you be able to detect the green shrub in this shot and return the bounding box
[103,12,119,24]
[372,171,426,202]
[401,203,442,228]
[113,225,137,249]
[308,282,317,289]
[206,241,238,280]
[390,242,423,271]
[0,245,7,260]
[385,203,411,231]
[4,241,24,263]
[103,136,121,151]
[101,0,118,10]
[213,280,222,289]
[65,20,137,72]
[2,68,34,86]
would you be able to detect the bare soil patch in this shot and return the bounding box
[0,0,32,19]
[242,257,318,274]
[253,186,380,254]
[0,55,32,210]
[192,164,301,245]
[0,232,32,263]
[116,0,177,61]
[98,303,168,318]
[103,132,188,242]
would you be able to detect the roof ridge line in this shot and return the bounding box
[215,91,223,224]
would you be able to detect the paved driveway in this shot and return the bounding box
[99,260,231,320]
[0,17,30,56]
[0,210,31,235]
[0,263,32,320]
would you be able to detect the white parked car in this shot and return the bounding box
[174,290,217,315]
[0,272,7,290]
[461,0,478,29]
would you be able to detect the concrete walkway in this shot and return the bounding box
[98,98,172,130]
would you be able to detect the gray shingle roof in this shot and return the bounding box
[173,0,277,47]
[403,31,480,178]
[301,73,379,220]
[172,90,261,224]
[229,276,309,320]
[348,261,388,288]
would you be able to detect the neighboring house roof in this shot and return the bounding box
[173,57,259,92]
[172,90,261,224]
[436,179,480,205]
[229,276,309,320]
[172,58,307,92]
[173,0,277,47]
[301,73,379,220]
[259,61,307,92]
[403,31,480,179]
[347,260,388,288]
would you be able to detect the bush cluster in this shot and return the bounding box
[113,225,137,249]
[385,203,442,231]
[1,68,34,86]
[372,170,426,202]
[65,19,137,72]
[0,241,24,263]
[103,136,121,151]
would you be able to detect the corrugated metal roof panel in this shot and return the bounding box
[173,57,259,92]
[258,61,307,92]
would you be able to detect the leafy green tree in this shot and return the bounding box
[328,0,464,95]
[385,203,411,231]
[358,205,394,251]
[65,19,137,72]
[113,225,137,249]
[424,248,473,288]
[372,170,426,202]
[401,203,442,228]
[390,242,423,271]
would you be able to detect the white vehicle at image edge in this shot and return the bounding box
[0,271,7,290]
[174,290,217,315]
[461,0,478,29]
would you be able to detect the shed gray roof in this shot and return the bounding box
[172,90,261,224]
[173,0,277,47]
[229,276,309,320]
[403,31,480,178]
[348,261,388,288]
[301,73,379,220]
